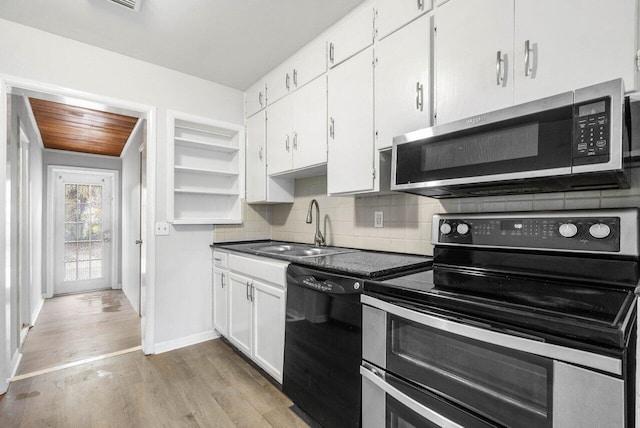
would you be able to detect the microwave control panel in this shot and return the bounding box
[573,97,610,165]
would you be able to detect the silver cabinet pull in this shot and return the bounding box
[258,145,263,160]
[416,82,424,111]
[293,132,298,150]
[135,239,143,245]
[250,283,255,302]
[524,40,533,77]
[286,73,290,90]
[496,50,505,85]
[329,42,335,64]
[221,273,225,288]
[293,69,298,87]
[246,281,251,300]
[329,118,335,139]
[258,91,263,107]
[285,135,290,151]
[417,0,425,10]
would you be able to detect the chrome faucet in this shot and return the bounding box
[306,199,325,247]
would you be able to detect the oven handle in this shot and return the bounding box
[361,295,622,376]
[360,365,464,428]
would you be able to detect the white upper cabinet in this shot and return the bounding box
[513,0,638,104]
[328,3,375,68]
[246,79,267,118]
[435,0,514,125]
[375,0,433,41]
[265,62,292,107]
[266,77,328,176]
[292,77,328,170]
[245,111,294,204]
[266,96,294,176]
[328,47,375,195]
[291,37,327,90]
[435,0,639,125]
[376,13,431,150]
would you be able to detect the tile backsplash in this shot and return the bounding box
[215,167,640,255]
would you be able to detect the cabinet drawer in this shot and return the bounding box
[229,254,288,287]
[213,250,228,269]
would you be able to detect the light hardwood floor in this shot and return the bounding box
[0,339,308,427]
[17,289,141,375]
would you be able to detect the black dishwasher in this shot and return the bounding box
[283,265,363,428]
[283,254,432,428]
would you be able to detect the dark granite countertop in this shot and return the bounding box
[211,240,433,278]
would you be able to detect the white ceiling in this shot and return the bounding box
[0,0,365,90]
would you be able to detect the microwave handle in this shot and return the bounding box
[360,365,464,428]
[361,295,621,375]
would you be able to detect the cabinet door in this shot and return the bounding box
[227,272,253,356]
[252,281,286,383]
[328,48,375,194]
[328,3,375,68]
[435,0,514,124]
[376,0,433,41]
[514,0,637,104]
[246,111,267,203]
[266,62,293,106]
[376,14,431,150]
[266,97,293,175]
[293,76,328,170]
[213,267,228,336]
[292,37,327,90]
[246,80,267,118]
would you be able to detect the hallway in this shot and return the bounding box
[16,290,140,376]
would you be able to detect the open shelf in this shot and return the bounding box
[174,137,239,153]
[169,111,244,225]
[174,165,239,177]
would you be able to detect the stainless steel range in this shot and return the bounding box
[361,208,638,428]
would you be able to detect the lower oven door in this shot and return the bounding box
[361,363,498,428]
[362,295,626,428]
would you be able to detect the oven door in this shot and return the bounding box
[362,295,626,428]
[361,363,497,428]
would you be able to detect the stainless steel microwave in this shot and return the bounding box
[392,79,631,198]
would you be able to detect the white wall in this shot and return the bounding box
[121,122,143,313]
[11,96,45,326]
[0,18,244,359]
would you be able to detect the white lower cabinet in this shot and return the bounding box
[225,254,288,383]
[213,267,228,336]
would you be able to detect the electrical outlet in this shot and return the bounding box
[374,211,384,228]
[154,222,170,236]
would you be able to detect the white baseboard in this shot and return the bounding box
[30,296,45,326]
[153,330,220,354]
[9,350,22,380]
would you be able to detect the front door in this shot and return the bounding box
[53,170,114,295]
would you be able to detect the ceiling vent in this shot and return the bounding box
[108,0,142,12]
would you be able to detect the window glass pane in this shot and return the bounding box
[65,184,77,204]
[90,185,102,204]
[65,242,78,262]
[91,223,102,241]
[65,203,78,222]
[65,224,78,242]
[78,242,91,261]
[91,243,103,260]
[77,184,90,204]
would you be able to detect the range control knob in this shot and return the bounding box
[456,223,470,235]
[558,223,578,238]
[589,223,611,239]
[440,223,452,235]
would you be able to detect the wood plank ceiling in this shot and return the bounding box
[29,98,138,157]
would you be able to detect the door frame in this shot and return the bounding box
[46,166,119,297]
[0,75,158,395]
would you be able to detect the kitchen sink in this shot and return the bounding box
[251,243,357,258]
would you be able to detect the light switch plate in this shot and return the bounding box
[155,222,170,236]
[374,211,384,228]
